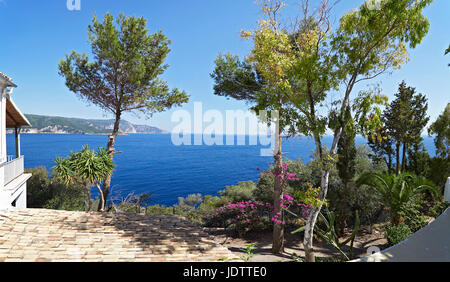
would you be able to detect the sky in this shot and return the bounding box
[0,0,449,133]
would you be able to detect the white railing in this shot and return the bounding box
[3,156,24,185]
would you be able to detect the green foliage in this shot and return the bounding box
[43,180,88,212]
[58,13,189,119]
[427,157,450,189]
[58,12,189,211]
[53,145,115,211]
[357,171,440,225]
[210,53,261,103]
[400,199,428,232]
[385,223,412,246]
[240,244,256,262]
[23,114,164,135]
[25,167,52,208]
[253,165,296,203]
[406,144,431,177]
[293,208,360,261]
[372,81,430,174]
[336,130,357,186]
[212,0,433,261]
[24,114,110,134]
[26,166,89,211]
[219,181,258,203]
[196,195,228,214]
[428,200,450,218]
[203,201,273,236]
[54,145,114,186]
[175,193,203,213]
[428,103,450,159]
[333,0,432,80]
[144,205,183,216]
[328,182,383,232]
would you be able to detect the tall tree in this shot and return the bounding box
[367,121,395,173]
[212,0,431,261]
[382,82,429,174]
[335,122,357,235]
[337,126,357,190]
[297,0,432,261]
[428,103,450,159]
[211,0,300,254]
[59,13,189,210]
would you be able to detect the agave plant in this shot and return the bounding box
[357,172,440,225]
[292,208,360,261]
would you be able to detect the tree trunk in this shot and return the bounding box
[98,111,121,211]
[336,182,348,237]
[401,142,407,172]
[303,117,343,262]
[395,141,401,175]
[272,127,284,254]
[86,185,92,212]
[95,182,106,212]
[387,152,393,174]
[391,214,404,225]
[303,167,330,262]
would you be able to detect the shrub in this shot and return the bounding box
[175,193,203,213]
[328,182,383,232]
[25,167,53,208]
[26,166,88,211]
[400,200,428,232]
[219,181,257,203]
[203,201,273,235]
[145,205,185,215]
[428,200,450,218]
[44,181,88,211]
[385,223,412,246]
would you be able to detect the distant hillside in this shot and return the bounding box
[8,114,167,135]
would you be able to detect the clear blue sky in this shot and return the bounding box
[1,0,449,132]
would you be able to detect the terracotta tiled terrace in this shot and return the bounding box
[0,208,240,262]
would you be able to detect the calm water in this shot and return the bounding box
[7,134,436,206]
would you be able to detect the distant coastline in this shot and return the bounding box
[10,132,169,136]
[7,114,167,135]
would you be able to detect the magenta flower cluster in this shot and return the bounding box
[272,194,312,225]
[265,163,300,181]
[204,164,312,234]
[203,201,273,234]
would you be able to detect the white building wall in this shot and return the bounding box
[14,183,27,209]
[0,84,5,164]
[0,83,6,209]
[0,79,29,210]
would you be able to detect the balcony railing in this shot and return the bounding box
[3,156,24,185]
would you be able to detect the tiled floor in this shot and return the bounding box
[0,208,240,262]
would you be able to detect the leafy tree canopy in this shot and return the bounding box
[428,103,450,158]
[58,12,189,119]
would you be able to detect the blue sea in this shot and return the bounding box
[6,134,436,206]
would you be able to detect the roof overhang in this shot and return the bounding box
[0,73,17,88]
[6,97,31,128]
